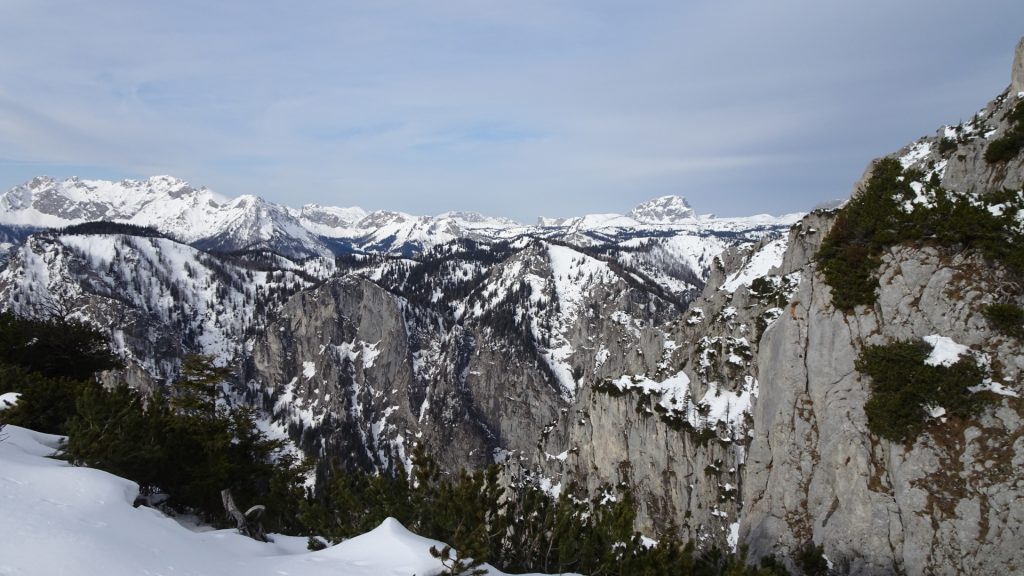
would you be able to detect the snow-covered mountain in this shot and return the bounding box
[0,191,793,546]
[538,195,697,228]
[0,176,332,258]
[0,230,329,387]
[291,204,369,236]
[629,195,697,223]
[0,167,806,555]
[0,178,800,259]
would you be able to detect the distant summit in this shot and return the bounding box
[629,195,696,224]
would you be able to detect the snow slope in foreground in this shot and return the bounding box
[0,425,557,576]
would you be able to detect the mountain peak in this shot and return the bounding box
[629,195,696,224]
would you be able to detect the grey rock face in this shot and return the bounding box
[243,243,677,476]
[743,235,1024,574]
[238,236,786,546]
[546,384,743,539]
[902,88,1024,197]
[245,277,453,471]
[531,230,796,542]
[1013,37,1024,96]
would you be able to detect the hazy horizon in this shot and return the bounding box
[1,1,1022,221]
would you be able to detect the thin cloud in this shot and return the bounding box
[0,1,1022,220]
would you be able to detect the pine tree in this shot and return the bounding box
[0,312,119,381]
[171,354,230,420]
[63,383,168,494]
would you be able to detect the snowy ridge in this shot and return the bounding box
[541,244,620,397]
[616,235,728,298]
[0,232,325,378]
[292,204,369,237]
[465,240,665,399]
[1,176,804,260]
[0,176,331,258]
[537,213,643,229]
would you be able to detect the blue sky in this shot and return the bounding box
[1,1,1022,222]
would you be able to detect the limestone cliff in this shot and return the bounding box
[239,235,789,546]
[1013,37,1024,96]
[740,64,1024,574]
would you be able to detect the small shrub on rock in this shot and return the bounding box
[858,340,990,442]
[982,303,1024,339]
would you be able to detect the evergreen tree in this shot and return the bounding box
[171,354,229,419]
[0,366,85,434]
[0,312,120,434]
[64,383,168,493]
[0,312,119,381]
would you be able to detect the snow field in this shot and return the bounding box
[0,425,551,576]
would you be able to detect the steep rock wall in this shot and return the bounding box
[743,221,1024,574]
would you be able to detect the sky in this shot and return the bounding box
[0,1,1022,222]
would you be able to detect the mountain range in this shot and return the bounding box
[0,175,800,259]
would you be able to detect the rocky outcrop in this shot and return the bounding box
[900,70,1024,198]
[739,53,1024,571]
[546,384,744,538]
[1012,36,1024,96]
[630,195,697,223]
[245,277,453,471]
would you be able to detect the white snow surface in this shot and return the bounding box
[722,236,788,292]
[923,334,970,367]
[969,381,1021,398]
[0,391,20,411]
[0,425,558,576]
[302,361,316,379]
[727,522,740,552]
[610,371,755,432]
[899,141,932,169]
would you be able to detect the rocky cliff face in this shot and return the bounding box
[744,241,1023,575]
[245,277,437,472]
[739,86,1024,574]
[1013,37,1024,96]
[236,234,796,546]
